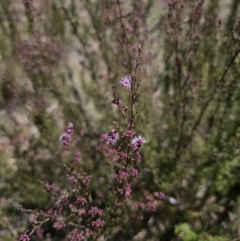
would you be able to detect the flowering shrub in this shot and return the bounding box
[18,46,165,240]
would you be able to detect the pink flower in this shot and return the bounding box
[54,221,66,230]
[59,133,71,146]
[60,122,74,148]
[67,122,74,135]
[112,98,122,105]
[116,170,129,183]
[125,184,132,196]
[131,168,138,177]
[88,206,103,216]
[92,218,105,228]
[19,233,30,241]
[44,183,54,191]
[108,130,119,144]
[153,192,165,199]
[69,229,83,241]
[120,76,131,89]
[131,136,146,150]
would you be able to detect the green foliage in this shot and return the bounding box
[175,223,229,241]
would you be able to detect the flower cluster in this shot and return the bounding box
[74,151,81,163]
[69,229,84,241]
[59,122,74,149]
[91,219,105,228]
[44,183,54,191]
[107,130,119,144]
[112,97,122,105]
[154,192,165,199]
[19,233,30,241]
[74,197,87,206]
[59,133,71,147]
[66,172,91,187]
[19,166,104,240]
[122,130,136,138]
[130,168,138,177]
[122,106,128,112]
[88,206,103,216]
[115,170,130,183]
[54,221,66,230]
[124,183,132,196]
[131,136,146,150]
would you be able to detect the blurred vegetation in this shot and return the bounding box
[1,0,240,240]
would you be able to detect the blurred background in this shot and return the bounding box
[1,0,240,240]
